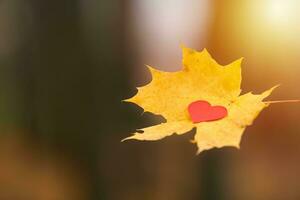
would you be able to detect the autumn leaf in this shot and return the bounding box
[123,46,278,154]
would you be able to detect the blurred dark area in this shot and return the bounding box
[0,0,134,199]
[0,0,299,200]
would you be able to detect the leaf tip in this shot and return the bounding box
[190,139,196,144]
[262,84,280,98]
[235,57,244,64]
[201,48,211,56]
[196,148,205,155]
[122,96,135,104]
[146,65,162,79]
[121,134,137,142]
[180,43,186,49]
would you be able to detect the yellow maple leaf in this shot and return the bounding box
[123,46,278,154]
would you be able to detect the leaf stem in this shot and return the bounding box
[264,100,300,104]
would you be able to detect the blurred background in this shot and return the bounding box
[0,0,299,199]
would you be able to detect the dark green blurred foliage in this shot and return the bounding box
[0,0,136,199]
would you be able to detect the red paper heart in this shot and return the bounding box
[188,100,228,123]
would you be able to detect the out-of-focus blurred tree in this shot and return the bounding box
[0,0,133,199]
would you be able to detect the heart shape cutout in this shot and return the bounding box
[188,100,228,123]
